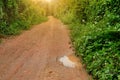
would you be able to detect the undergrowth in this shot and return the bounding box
[70,22,120,80]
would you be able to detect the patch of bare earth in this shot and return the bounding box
[0,16,90,80]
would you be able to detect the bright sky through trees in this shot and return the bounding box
[32,0,52,3]
[45,0,52,3]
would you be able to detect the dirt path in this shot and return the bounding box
[0,16,89,80]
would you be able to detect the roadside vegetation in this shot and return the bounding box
[0,0,47,37]
[52,0,120,80]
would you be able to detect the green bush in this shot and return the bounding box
[83,31,120,80]
[70,22,120,80]
[0,0,47,36]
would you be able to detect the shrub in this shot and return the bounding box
[0,0,47,36]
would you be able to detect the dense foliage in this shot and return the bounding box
[51,0,120,80]
[0,0,47,36]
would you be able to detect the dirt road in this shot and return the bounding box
[0,16,89,80]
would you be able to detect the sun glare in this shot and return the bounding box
[45,0,52,3]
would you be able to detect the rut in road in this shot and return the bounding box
[0,16,90,80]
